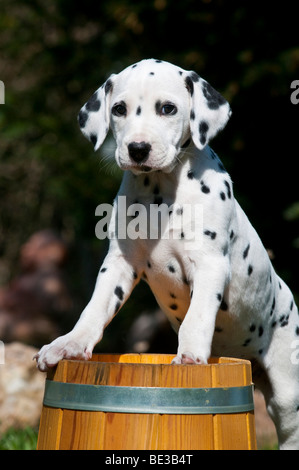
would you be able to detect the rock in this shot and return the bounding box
[0,342,45,433]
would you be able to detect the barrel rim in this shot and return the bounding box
[43,379,254,415]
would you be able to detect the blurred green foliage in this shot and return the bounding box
[0,426,38,450]
[0,0,299,350]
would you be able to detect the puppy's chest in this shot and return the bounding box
[122,173,198,324]
[137,241,193,328]
[124,170,204,243]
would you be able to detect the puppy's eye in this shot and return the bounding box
[161,103,177,116]
[112,102,127,117]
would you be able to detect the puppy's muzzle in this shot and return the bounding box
[128,141,152,164]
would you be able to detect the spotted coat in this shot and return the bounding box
[36,59,299,449]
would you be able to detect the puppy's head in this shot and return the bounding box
[78,59,231,174]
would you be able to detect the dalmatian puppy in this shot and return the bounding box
[35,59,299,449]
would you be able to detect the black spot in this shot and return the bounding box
[131,64,138,69]
[180,232,185,239]
[185,76,194,96]
[190,110,195,120]
[220,299,228,311]
[190,290,193,298]
[183,277,189,285]
[249,324,256,332]
[187,170,195,180]
[270,298,276,316]
[136,106,141,116]
[220,191,226,201]
[201,81,227,110]
[216,293,228,310]
[114,301,121,315]
[190,71,200,82]
[296,326,299,335]
[155,59,162,63]
[243,244,250,259]
[215,326,223,333]
[170,304,178,310]
[290,300,294,311]
[147,261,151,268]
[90,133,97,147]
[204,229,217,240]
[149,72,155,76]
[170,293,176,299]
[271,321,277,328]
[280,314,289,327]
[133,271,138,279]
[258,326,264,337]
[199,121,209,146]
[248,265,253,276]
[200,180,210,194]
[100,267,107,273]
[258,349,264,355]
[114,286,124,301]
[168,264,175,273]
[86,92,101,112]
[224,180,232,199]
[279,281,282,289]
[78,110,88,128]
[230,230,234,240]
[104,79,113,95]
[243,338,251,347]
[153,184,159,194]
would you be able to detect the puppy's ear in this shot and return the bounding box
[78,75,115,151]
[185,72,231,150]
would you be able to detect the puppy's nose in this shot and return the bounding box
[128,141,151,163]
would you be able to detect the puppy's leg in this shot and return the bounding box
[35,252,137,371]
[261,343,299,449]
[173,254,230,365]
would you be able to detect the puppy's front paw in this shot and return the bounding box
[171,352,207,365]
[34,333,93,372]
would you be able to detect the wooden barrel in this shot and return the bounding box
[37,354,257,450]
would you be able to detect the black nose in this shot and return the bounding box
[128,141,151,163]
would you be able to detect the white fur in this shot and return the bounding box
[35,59,299,449]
